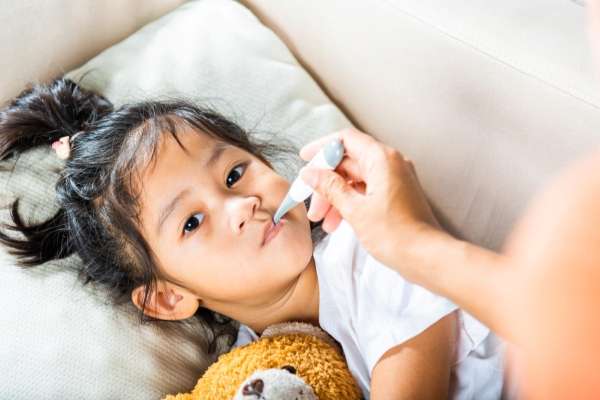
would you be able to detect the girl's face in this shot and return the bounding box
[134,127,314,322]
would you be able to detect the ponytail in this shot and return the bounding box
[0,78,113,266]
[0,78,112,161]
[0,200,72,266]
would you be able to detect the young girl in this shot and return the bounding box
[0,78,503,399]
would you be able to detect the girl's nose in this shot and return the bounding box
[226,196,260,234]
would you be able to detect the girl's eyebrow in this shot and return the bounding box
[156,188,191,235]
[155,142,232,235]
[204,141,232,169]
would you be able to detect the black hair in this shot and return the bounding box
[0,77,324,354]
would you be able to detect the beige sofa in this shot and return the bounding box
[243,0,600,250]
[1,0,598,398]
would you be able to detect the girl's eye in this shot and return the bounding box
[181,163,246,236]
[226,163,246,188]
[183,212,204,235]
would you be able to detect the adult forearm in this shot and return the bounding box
[388,223,512,340]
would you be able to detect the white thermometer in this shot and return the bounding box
[273,138,345,224]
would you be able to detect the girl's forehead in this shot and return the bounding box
[162,128,217,154]
[133,130,214,201]
[145,129,220,174]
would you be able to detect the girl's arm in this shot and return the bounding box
[370,312,456,400]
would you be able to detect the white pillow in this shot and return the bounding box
[1,0,351,398]
[66,0,351,179]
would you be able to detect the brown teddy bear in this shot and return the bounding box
[162,322,362,400]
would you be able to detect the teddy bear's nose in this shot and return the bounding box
[242,378,264,396]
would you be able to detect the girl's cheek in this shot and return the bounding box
[266,175,291,200]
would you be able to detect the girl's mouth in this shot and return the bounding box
[262,219,285,246]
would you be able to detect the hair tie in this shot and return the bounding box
[51,131,83,160]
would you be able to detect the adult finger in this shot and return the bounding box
[322,206,343,233]
[299,128,383,162]
[301,167,358,218]
[336,156,363,183]
[307,190,331,222]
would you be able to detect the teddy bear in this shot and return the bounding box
[232,367,317,399]
[162,322,363,400]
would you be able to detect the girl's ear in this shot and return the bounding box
[131,281,200,321]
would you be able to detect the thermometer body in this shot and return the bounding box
[273,138,344,224]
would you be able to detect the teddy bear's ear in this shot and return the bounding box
[281,365,297,375]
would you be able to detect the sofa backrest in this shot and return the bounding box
[0,0,185,106]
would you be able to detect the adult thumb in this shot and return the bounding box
[301,167,356,217]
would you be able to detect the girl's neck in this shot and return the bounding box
[245,256,320,334]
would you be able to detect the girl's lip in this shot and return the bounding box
[262,219,285,246]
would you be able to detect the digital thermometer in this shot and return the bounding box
[272,138,345,224]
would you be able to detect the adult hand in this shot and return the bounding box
[300,128,441,269]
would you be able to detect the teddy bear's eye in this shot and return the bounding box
[281,365,297,375]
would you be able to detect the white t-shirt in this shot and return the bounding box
[235,220,504,399]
